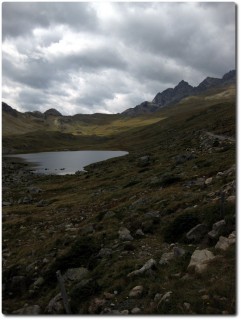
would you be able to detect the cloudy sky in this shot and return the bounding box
[2,2,236,115]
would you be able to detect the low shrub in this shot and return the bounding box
[163,212,200,243]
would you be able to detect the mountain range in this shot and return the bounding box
[122,70,236,116]
[2,70,236,120]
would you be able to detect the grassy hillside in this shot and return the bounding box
[2,83,236,315]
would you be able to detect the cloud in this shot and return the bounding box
[2,2,236,115]
[2,2,98,39]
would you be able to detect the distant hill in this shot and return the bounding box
[122,70,236,116]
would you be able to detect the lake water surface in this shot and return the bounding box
[7,150,128,175]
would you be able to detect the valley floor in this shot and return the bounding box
[2,99,236,314]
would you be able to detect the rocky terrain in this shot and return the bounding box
[2,75,236,314]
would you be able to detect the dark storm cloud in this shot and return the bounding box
[2,2,236,114]
[2,2,98,39]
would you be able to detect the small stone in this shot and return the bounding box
[201,295,209,300]
[98,248,112,258]
[104,211,116,219]
[173,246,185,257]
[226,195,235,204]
[88,298,106,314]
[158,291,172,304]
[43,258,49,264]
[33,277,44,288]
[129,285,144,298]
[121,310,129,315]
[183,302,191,311]
[186,224,208,242]
[128,258,156,277]
[2,201,11,206]
[103,292,115,300]
[131,307,141,314]
[154,293,162,302]
[205,177,213,185]
[135,229,145,237]
[114,291,118,295]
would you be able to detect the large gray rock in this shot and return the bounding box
[208,220,226,240]
[186,224,208,242]
[187,249,215,273]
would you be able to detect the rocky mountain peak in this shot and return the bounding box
[222,70,236,82]
[44,108,62,117]
[195,77,222,93]
[176,80,191,87]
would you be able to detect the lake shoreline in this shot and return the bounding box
[3,150,129,175]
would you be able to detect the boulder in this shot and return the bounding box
[103,211,116,219]
[159,252,174,265]
[187,249,215,273]
[135,229,145,237]
[208,220,226,240]
[144,211,160,219]
[128,258,157,277]
[27,186,42,194]
[118,227,133,241]
[215,232,235,251]
[131,307,141,314]
[33,277,44,289]
[226,195,236,204]
[205,177,213,185]
[88,298,106,314]
[186,224,208,242]
[63,267,89,281]
[98,248,113,258]
[159,246,185,265]
[173,246,186,257]
[158,291,173,305]
[45,293,64,314]
[138,155,150,167]
[129,285,144,298]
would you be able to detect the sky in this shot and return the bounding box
[2,1,236,115]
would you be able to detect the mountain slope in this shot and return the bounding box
[2,84,236,314]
